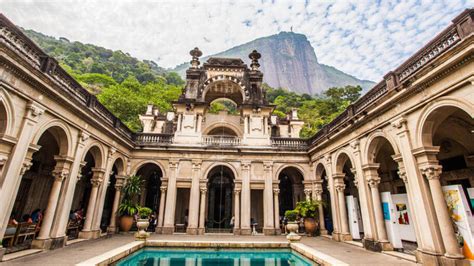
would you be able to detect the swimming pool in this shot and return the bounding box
[114,248,315,266]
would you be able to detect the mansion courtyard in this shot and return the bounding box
[0,7,474,266]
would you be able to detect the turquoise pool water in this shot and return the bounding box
[115,248,314,266]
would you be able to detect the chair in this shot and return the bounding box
[2,224,19,247]
[66,220,80,239]
[14,223,36,245]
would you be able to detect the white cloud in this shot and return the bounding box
[0,0,472,81]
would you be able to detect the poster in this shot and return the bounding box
[381,192,403,249]
[442,185,474,260]
[346,195,361,240]
[467,188,474,209]
[391,194,416,242]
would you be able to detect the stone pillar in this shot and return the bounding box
[198,187,207,235]
[240,161,251,235]
[334,176,351,241]
[107,175,125,233]
[0,102,43,255]
[156,185,167,233]
[304,188,311,201]
[314,180,327,235]
[367,173,392,251]
[196,114,202,132]
[79,168,105,239]
[187,159,202,234]
[273,188,281,235]
[421,165,463,260]
[233,189,241,235]
[163,160,179,234]
[177,113,183,132]
[244,116,249,134]
[92,148,116,233]
[32,159,71,249]
[263,161,274,235]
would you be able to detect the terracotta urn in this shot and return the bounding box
[286,221,301,241]
[119,215,134,232]
[135,218,150,240]
[304,217,318,236]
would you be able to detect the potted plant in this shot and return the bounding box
[284,210,301,241]
[118,175,142,232]
[135,207,152,240]
[295,199,321,236]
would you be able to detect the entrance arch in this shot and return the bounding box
[278,166,304,217]
[418,104,474,259]
[315,163,333,235]
[99,157,125,232]
[136,163,163,212]
[206,165,235,233]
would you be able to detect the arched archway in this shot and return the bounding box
[202,76,246,105]
[206,165,235,233]
[418,105,474,259]
[366,135,418,253]
[7,126,69,251]
[334,151,364,241]
[278,166,304,217]
[99,157,125,233]
[315,163,333,235]
[136,163,163,212]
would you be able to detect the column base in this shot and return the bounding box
[78,230,101,239]
[416,249,444,265]
[233,228,241,235]
[320,229,328,235]
[0,246,6,261]
[363,238,380,252]
[263,228,275,235]
[50,236,67,249]
[197,228,205,235]
[338,232,352,241]
[155,227,162,234]
[275,228,282,235]
[186,227,198,235]
[31,238,52,250]
[332,232,341,241]
[107,226,117,234]
[161,226,174,234]
[240,228,252,235]
[379,241,394,251]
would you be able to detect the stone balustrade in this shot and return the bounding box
[202,135,241,146]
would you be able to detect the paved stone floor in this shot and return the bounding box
[0,234,417,265]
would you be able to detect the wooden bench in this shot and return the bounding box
[66,220,81,239]
[2,224,18,247]
[14,223,36,245]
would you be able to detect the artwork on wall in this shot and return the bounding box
[382,202,390,220]
[396,203,409,225]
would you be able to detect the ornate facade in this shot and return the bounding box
[0,9,474,265]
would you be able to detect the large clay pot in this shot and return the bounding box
[286,221,301,242]
[135,218,150,240]
[304,217,318,236]
[119,215,134,232]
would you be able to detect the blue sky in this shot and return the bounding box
[1,0,472,81]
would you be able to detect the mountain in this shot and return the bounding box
[173,32,375,95]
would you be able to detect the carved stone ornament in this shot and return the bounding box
[368,177,381,188]
[420,165,442,180]
[273,188,280,194]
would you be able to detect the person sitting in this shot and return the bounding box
[22,214,33,223]
[31,209,42,223]
[8,213,18,226]
[69,210,77,221]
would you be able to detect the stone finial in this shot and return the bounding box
[190,47,202,68]
[249,50,261,71]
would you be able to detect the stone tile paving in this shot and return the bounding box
[0,234,416,265]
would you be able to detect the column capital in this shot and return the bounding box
[25,101,44,121]
[20,160,33,176]
[91,167,105,185]
[108,147,117,159]
[91,178,102,187]
[200,187,208,194]
[78,131,90,143]
[169,159,179,168]
[160,186,167,192]
[241,161,251,170]
[234,189,241,195]
[350,139,360,152]
[335,182,346,192]
[273,188,280,194]
[52,168,69,182]
[367,177,381,188]
[391,116,408,133]
[304,189,312,196]
[192,159,202,169]
[420,165,442,180]
[263,161,273,171]
[332,173,345,180]
[397,168,408,183]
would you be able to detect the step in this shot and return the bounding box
[1,248,42,262]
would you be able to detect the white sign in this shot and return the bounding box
[381,192,403,249]
[346,195,361,240]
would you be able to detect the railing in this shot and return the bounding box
[271,137,308,150]
[202,135,241,146]
[134,133,174,145]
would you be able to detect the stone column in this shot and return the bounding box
[177,113,183,132]
[240,161,251,235]
[263,161,274,235]
[92,148,116,233]
[79,168,104,239]
[367,174,392,250]
[304,188,311,201]
[421,165,463,260]
[196,114,202,132]
[314,180,327,235]
[107,175,125,233]
[233,189,241,235]
[163,160,179,234]
[198,187,207,235]
[187,160,202,234]
[244,116,249,134]
[32,159,71,249]
[273,188,281,235]
[155,185,167,233]
[0,102,43,252]
[334,176,351,241]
